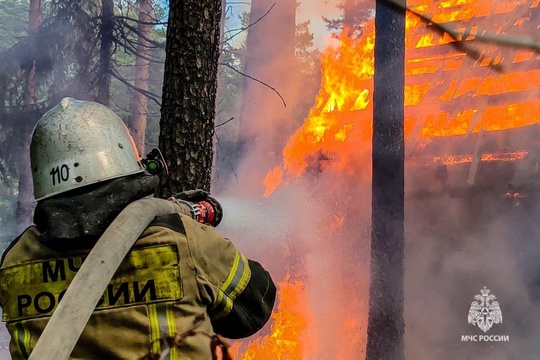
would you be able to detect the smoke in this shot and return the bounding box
[297,0,341,48]
[404,193,540,359]
[216,1,540,359]
[217,0,367,357]
[216,1,374,357]
[221,136,540,360]
[218,168,371,358]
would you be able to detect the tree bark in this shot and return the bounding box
[366,0,406,359]
[211,0,227,189]
[96,0,114,106]
[158,1,222,196]
[128,0,153,156]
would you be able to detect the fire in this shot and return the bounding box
[410,151,528,166]
[245,0,540,358]
[263,0,540,196]
[278,23,375,180]
[263,167,283,197]
[235,276,313,360]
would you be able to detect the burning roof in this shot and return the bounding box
[264,0,540,198]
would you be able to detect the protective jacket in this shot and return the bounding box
[0,210,276,359]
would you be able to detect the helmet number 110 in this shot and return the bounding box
[50,164,70,186]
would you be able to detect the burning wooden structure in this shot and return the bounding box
[262,0,540,198]
[239,0,540,359]
[404,0,540,198]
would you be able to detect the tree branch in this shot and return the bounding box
[116,18,166,50]
[220,62,286,108]
[113,15,167,26]
[223,3,276,44]
[113,38,164,64]
[216,116,234,128]
[110,68,162,106]
[383,0,540,72]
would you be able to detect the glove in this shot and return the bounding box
[168,189,209,219]
[171,189,209,202]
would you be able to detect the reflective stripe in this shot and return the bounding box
[14,321,30,359]
[165,304,178,359]
[149,303,179,359]
[211,252,251,320]
[156,303,178,360]
[148,304,161,354]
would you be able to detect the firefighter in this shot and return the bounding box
[0,97,276,359]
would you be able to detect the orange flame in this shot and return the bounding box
[248,1,540,359]
[236,276,313,359]
[264,0,540,197]
[281,23,375,181]
[263,167,283,197]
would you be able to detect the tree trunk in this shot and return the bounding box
[16,0,42,230]
[24,0,41,105]
[96,0,114,106]
[14,112,41,232]
[366,0,406,359]
[128,0,153,156]
[211,0,227,190]
[0,76,6,114]
[238,0,296,162]
[158,1,222,196]
[15,156,33,232]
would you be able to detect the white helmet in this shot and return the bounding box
[30,97,145,201]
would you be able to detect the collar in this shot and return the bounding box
[33,174,159,245]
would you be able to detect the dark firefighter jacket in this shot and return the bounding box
[0,212,276,359]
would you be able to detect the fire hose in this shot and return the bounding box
[27,198,188,360]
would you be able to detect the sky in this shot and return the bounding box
[225,0,341,50]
